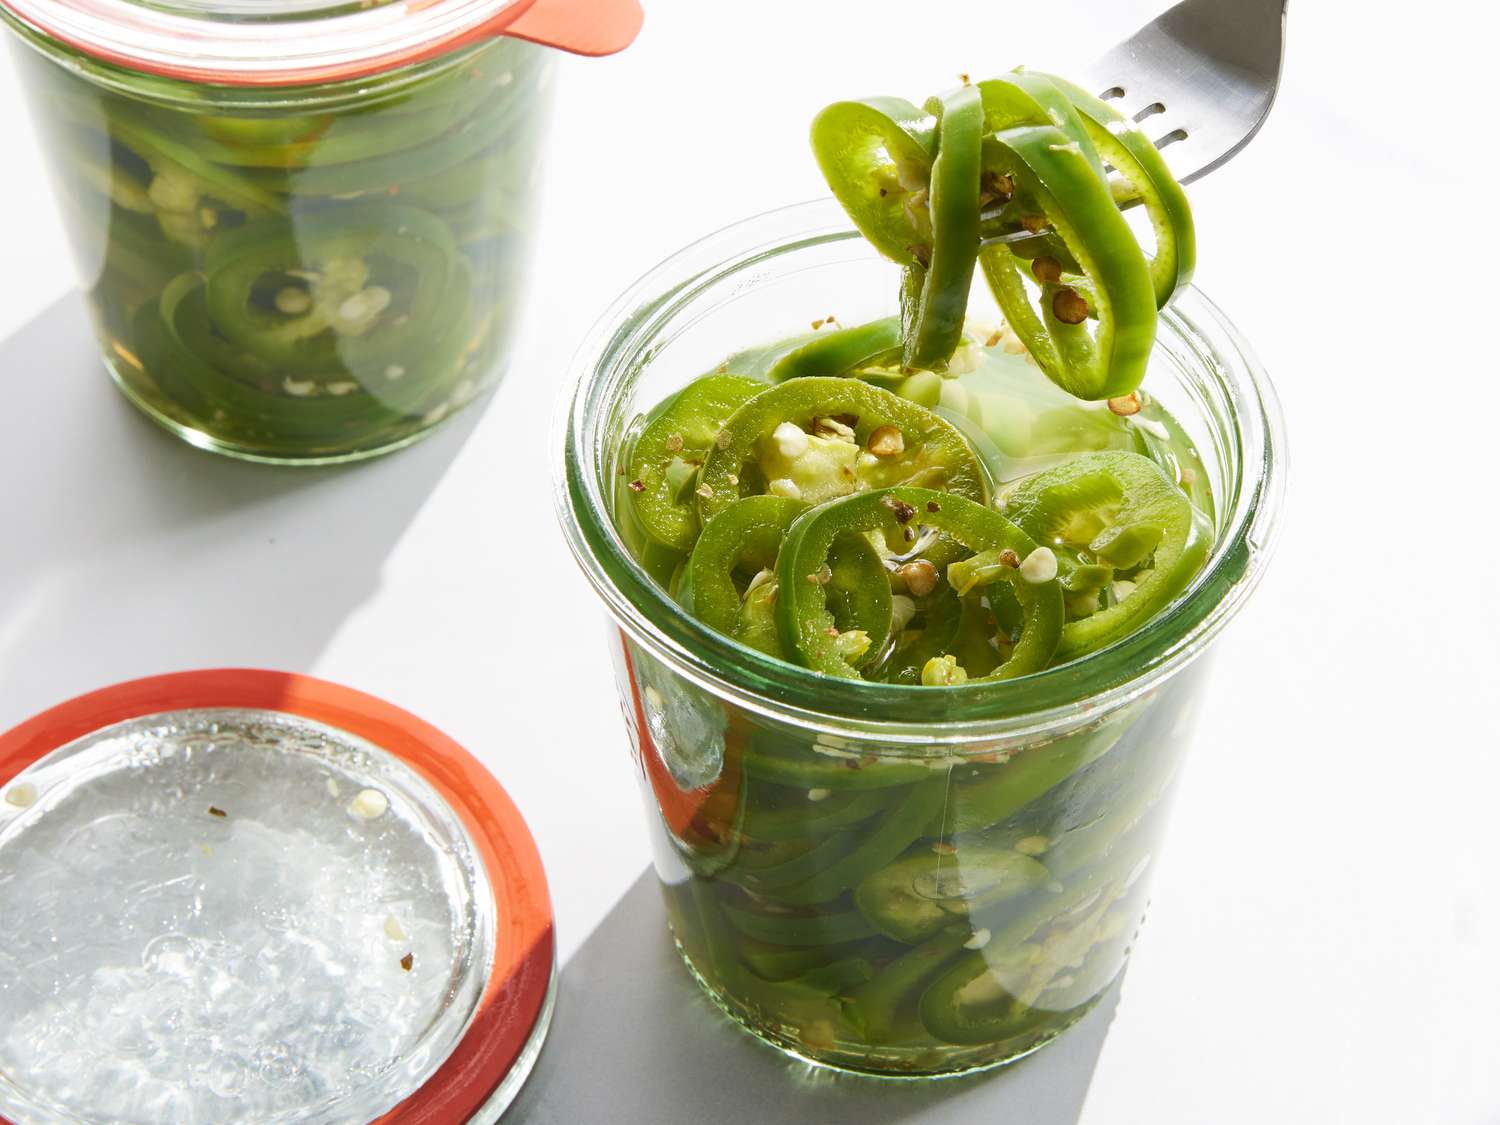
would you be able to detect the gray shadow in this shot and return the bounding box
[0,292,485,722]
[508,871,1118,1124]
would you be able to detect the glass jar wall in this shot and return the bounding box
[4,19,550,462]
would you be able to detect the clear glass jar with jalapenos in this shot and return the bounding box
[0,0,641,463]
[559,70,1285,1077]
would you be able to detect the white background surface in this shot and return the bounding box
[1,1,1497,1122]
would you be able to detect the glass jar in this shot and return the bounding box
[0,0,640,464]
[556,199,1286,1077]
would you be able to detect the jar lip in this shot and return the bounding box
[556,199,1288,744]
[0,0,637,85]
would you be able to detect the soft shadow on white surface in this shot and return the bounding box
[508,871,1118,1124]
[0,293,486,725]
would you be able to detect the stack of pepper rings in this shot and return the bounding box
[811,69,1196,398]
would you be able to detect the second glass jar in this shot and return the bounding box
[6,27,550,462]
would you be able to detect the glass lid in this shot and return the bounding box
[0,670,555,1124]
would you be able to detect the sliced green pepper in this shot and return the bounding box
[976,72,1106,178]
[723,902,880,947]
[823,534,895,672]
[922,722,1125,838]
[854,841,1051,944]
[741,941,876,982]
[776,488,1061,680]
[978,123,1158,400]
[133,273,451,454]
[841,925,971,1044]
[773,779,950,906]
[765,317,902,383]
[739,784,891,842]
[1039,74,1196,308]
[626,374,765,551]
[202,205,462,374]
[918,844,1141,1045]
[877,586,962,685]
[697,377,989,522]
[901,85,984,371]
[682,496,805,657]
[742,732,934,791]
[1001,451,1211,658]
[810,97,936,267]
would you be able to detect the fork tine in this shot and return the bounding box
[1077,0,1288,185]
[979,0,1287,247]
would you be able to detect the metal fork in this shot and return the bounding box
[981,0,1288,246]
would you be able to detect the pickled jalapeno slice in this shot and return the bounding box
[1000,450,1212,658]
[626,374,765,551]
[810,97,937,267]
[697,377,989,524]
[682,496,806,658]
[812,68,1193,398]
[900,85,984,371]
[765,316,903,383]
[776,487,1063,680]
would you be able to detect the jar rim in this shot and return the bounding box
[555,199,1288,746]
[0,0,639,86]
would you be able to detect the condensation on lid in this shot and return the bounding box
[0,670,555,1125]
[0,0,643,85]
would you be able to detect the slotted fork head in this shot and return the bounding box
[1077,0,1289,186]
[979,0,1287,246]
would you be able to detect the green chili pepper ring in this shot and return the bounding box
[776,487,1063,680]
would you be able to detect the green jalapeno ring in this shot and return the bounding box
[841,924,972,1044]
[922,720,1127,838]
[101,110,286,217]
[202,204,458,371]
[682,495,806,658]
[810,97,937,267]
[900,85,985,372]
[733,830,863,893]
[917,842,1145,1046]
[764,316,903,383]
[134,293,410,450]
[979,124,1159,401]
[698,377,989,527]
[741,731,933,792]
[1039,74,1196,308]
[738,785,892,843]
[626,374,765,551]
[977,71,1108,180]
[1001,450,1210,659]
[722,902,881,948]
[776,487,1061,681]
[876,585,963,685]
[740,940,884,983]
[771,778,950,907]
[823,534,896,672]
[236,84,528,199]
[853,840,1052,945]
